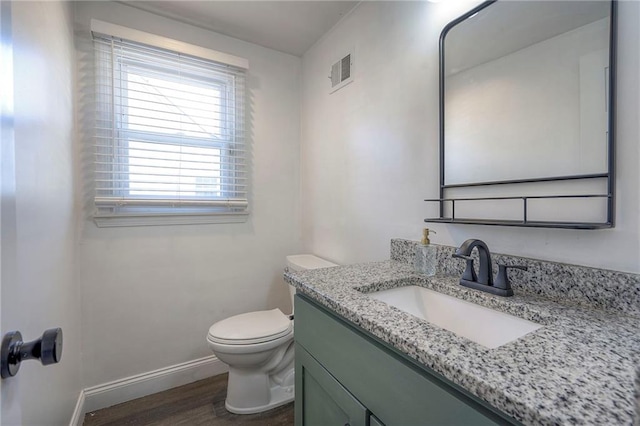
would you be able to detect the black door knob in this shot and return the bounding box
[40,328,63,365]
[1,328,63,379]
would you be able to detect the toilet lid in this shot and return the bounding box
[207,308,293,345]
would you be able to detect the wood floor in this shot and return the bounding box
[83,374,294,426]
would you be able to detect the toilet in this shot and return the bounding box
[206,254,337,414]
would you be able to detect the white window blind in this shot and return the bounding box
[91,25,248,226]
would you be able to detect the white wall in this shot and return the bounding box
[300,1,640,273]
[1,2,82,424]
[74,2,302,387]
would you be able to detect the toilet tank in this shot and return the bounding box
[285,254,337,315]
[286,254,337,272]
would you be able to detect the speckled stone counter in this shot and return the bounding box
[285,255,640,425]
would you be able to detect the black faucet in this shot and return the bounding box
[452,239,527,297]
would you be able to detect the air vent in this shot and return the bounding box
[329,53,353,93]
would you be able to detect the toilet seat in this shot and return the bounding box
[208,308,292,345]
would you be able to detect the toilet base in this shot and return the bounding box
[225,383,294,414]
[224,361,295,415]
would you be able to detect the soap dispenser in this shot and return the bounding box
[415,228,437,276]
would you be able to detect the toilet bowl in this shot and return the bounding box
[206,254,337,414]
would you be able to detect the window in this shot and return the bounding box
[90,21,248,226]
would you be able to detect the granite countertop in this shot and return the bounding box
[285,260,640,425]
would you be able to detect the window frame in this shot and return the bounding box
[89,20,249,227]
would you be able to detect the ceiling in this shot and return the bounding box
[121,1,360,56]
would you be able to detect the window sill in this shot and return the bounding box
[93,211,249,228]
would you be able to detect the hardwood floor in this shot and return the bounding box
[83,374,294,426]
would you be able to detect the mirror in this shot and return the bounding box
[429,0,616,229]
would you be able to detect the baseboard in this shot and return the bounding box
[69,390,86,426]
[78,355,227,419]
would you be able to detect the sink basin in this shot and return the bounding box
[367,286,542,349]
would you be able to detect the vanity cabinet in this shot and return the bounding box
[294,295,519,426]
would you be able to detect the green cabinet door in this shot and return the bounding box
[369,414,385,426]
[295,344,368,426]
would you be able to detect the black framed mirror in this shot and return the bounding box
[426,0,617,229]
